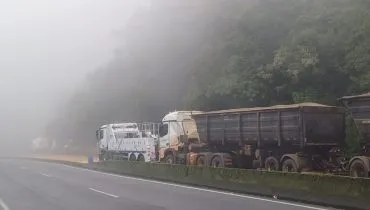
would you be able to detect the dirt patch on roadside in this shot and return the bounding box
[28,154,99,163]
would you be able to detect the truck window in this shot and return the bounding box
[159,124,168,137]
[99,129,104,139]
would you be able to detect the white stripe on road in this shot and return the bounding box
[39,173,51,177]
[62,164,328,210]
[20,166,27,170]
[88,188,119,198]
[0,199,10,210]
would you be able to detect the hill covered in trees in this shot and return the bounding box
[47,0,370,150]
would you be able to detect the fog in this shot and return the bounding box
[0,0,250,155]
[0,0,143,153]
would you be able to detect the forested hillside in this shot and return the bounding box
[188,0,370,109]
[47,0,370,149]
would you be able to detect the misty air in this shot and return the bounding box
[0,0,369,210]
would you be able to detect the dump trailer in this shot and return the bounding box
[189,103,346,172]
[160,104,345,173]
[339,93,370,177]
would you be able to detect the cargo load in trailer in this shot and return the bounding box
[96,122,159,162]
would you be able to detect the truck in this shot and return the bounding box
[96,122,159,162]
[158,104,346,172]
[157,111,203,164]
[338,93,370,177]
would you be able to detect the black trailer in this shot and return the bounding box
[192,103,345,172]
[339,93,370,177]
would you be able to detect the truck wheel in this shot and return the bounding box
[350,159,369,177]
[137,154,145,162]
[104,152,110,161]
[165,153,174,164]
[197,156,206,166]
[98,152,104,161]
[265,156,279,171]
[211,156,224,168]
[129,154,136,161]
[282,158,298,172]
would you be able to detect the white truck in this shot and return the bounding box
[96,122,158,162]
[157,111,203,164]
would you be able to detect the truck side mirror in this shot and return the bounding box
[96,130,99,141]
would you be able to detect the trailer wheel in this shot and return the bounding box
[129,154,136,161]
[196,156,206,166]
[265,156,279,171]
[211,156,224,168]
[350,159,369,177]
[137,154,145,162]
[165,153,175,164]
[282,158,298,172]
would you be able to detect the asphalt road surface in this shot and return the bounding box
[0,159,336,210]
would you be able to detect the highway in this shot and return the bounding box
[0,159,335,210]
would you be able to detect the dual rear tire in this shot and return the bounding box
[264,157,298,172]
[200,154,232,168]
[129,153,145,162]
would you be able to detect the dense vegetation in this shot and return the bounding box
[47,0,370,150]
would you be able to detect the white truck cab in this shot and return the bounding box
[158,111,203,162]
[96,123,158,162]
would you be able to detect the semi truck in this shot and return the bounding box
[158,104,345,172]
[157,93,370,177]
[96,122,159,162]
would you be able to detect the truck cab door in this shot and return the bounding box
[98,128,108,150]
[158,122,169,159]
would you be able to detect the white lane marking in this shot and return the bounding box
[88,188,119,198]
[0,199,10,210]
[39,173,51,177]
[20,166,27,170]
[62,164,328,210]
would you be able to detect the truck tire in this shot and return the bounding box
[265,156,279,171]
[350,159,369,177]
[211,156,224,168]
[129,154,136,161]
[137,154,145,162]
[196,156,206,166]
[104,152,111,161]
[98,152,105,161]
[165,153,175,164]
[282,158,298,172]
